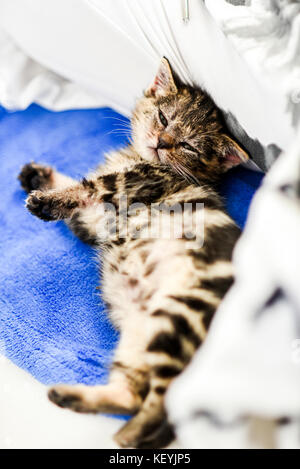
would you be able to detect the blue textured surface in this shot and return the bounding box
[0,104,263,388]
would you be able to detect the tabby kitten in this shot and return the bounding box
[18,58,248,448]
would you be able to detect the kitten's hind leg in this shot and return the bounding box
[114,394,175,449]
[48,382,139,415]
[114,302,201,448]
[48,322,149,415]
[18,162,76,193]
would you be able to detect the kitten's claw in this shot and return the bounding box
[26,191,58,221]
[18,162,53,193]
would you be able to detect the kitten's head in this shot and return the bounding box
[131,58,248,183]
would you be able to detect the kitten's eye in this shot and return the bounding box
[181,142,197,153]
[158,110,168,127]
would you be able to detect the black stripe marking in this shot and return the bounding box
[124,170,141,189]
[131,183,165,205]
[152,310,201,348]
[147,332,183,359]
[102,173,117,192]
[110,238,126,246]
[69,212,98,246]
[190,223,240,264]
[82,177,96,191]
[202,311,214,330]
[102,192,114,204]
[200,276,234,298]
[170,295,215,315]
[154,386,166,395]
[154,365,181,378]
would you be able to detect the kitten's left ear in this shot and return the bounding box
[220,135,249,169]
[145,57,178,98]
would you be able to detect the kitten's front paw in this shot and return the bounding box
[26,191,58,221]
[18,162,53,193]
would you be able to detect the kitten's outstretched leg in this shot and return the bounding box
[48,382,139,415]
[113,311,182,448]
[49,320,149,416]
[20,165,101,245]
[114,388,175,449]
[115,293,206,448]
[26,187,86,221]
[48,305,188,448]
[47,284,199,447]
[23,173,111,245]
[18,162,76,193]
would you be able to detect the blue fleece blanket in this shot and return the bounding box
[0,104,263,391]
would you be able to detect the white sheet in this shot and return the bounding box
[0,0,295,153]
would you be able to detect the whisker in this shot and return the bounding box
[109,128,131,134]
[172,161,200,186]
[112,125,132,131]
[104,129,131,138]
[102,116,131,125]
[112,123,131,128]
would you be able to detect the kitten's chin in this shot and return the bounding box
[140,146,160,163]
[146,147,167,164]
[156,150,168,164]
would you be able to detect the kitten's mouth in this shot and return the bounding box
[148,146,161,163]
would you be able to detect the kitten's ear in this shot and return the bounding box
[145,57,178,98]
[220,135,249,169]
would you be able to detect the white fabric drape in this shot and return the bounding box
[0,0,294,155]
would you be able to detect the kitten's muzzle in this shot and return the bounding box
[157,134,174,150]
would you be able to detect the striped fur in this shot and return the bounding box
[18,58,244,449]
